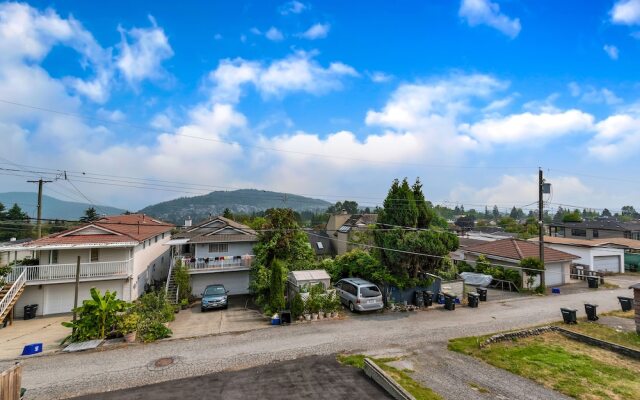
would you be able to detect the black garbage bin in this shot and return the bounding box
[423,291,433,307]
[587,276,599,289]
[476,287,487,301]
[467,292,479,308]
[414,290,424,307]
[280,310,292,324]
[443,293,456,311]
[584,304,598,321]
[29,304,38,319]
[618,296,634,312]
[23,305,33,320]
[560,308,578,324]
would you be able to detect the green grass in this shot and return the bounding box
[449,332,640,400]
[601,309,635,319]
[559,320,640,350]
[337,354,442,400]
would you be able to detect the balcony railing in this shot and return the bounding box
[177,256,253,272]
[8,259,132,283]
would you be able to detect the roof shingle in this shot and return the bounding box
[465,238,578,262]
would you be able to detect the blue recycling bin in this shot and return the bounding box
[22,343,43,356]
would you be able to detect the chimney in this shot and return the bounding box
[185,217,192,228]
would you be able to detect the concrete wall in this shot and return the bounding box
[193,242,255,259]
[191,270,250,296]
[14,285,45,317]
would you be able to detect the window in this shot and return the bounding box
[155,236,158,243]
[316,242,324,249]
[208,243,229,253]
[90,248,99,262]
[592,229,599,238]
[571,229,587,237]
[51,250,58,264]
[143,241,146,249]
[162,233,165,239]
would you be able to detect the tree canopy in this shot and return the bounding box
[80,207,99,222]
[326,200,359,214]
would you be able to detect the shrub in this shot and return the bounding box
[290,293,304,319]
[117,312,140,335]
[133,290,175,342]
[173,261,191,302]
[268,259,286,314]
[138,319,172,343]
[62,288,130,343]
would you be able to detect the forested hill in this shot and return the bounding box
[0,192,124,220]
[139,189,331,224]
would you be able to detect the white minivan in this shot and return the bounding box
[334,278,384,312]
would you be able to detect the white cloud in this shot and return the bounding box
[568,83,622,105]
[298,23,330,40]
[482,96,513,112]
[459,0,521,38]
[97,108,125,122]
[249,27,261,35]
[368,71,393,83]
[589,114,640,160]
[459,110,594,145]
[522,93,561,113]
[611,0,640,25]
[265,27,284,41]
[603,44,619,60]
[209,51,358,101]
[279,1,306,15]
[116,16,174,85]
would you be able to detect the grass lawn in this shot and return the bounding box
[449,332,640,400]
[601,309,635,319]
[337,354,442,400]
[559,320,640,351]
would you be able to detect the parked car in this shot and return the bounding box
[334,278,383,312]
[201,284,229,312]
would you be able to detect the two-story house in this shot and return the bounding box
[548,219,640,240]
[168,216,256,296]
[0,214,173,320]
[325,212,377,256]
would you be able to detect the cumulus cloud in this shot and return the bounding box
[603,44,619,60]
[279,1,307,15]
[298,23,330,40]
[459,0,521,38]
[116,16,174,85]
[209,51,358,102]
[611,0,640,25]
[265,27,284,41]
[588,114,640,160]
[367,71,393,83]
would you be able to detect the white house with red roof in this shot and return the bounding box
[0,214,173,320]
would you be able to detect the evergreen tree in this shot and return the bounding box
[412,178,435,228]
[7,203,29,220]
[80,207,99,222]
[268,259,285,313]
[222,208,234,220]
[492,205,500,220]
[601,208,612,217]
[0,202,5,220]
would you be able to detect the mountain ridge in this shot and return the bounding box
[0,192,125,220]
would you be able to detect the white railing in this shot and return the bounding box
[180,256,253,272]
[165,258,174,296]
[0,269,26,319]
[8,259,132,283]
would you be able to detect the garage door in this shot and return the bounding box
[191,271,250,296]
[44,281,125,315]
[545,264,564,286]
[594,256,621,273]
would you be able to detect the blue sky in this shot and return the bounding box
[1,0,640,214]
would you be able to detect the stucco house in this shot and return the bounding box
[463,238,578,287]
[168,216,256,296]
[533,236,626,274]
[325,212,377,256]
[0,214,173,320]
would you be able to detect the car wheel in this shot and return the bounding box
[201,308,205,313]
[223,305,228,310]
[349,302,355,312]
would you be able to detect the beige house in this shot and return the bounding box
[325,212,377,256]
[0,214,173,321]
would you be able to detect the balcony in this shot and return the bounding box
[7,259,132,284]
[176,256,253,273]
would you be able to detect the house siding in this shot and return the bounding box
[194,242,255,259]
[131,233,172,301]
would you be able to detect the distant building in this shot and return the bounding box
[548,220,640,240]
[325,212,377,256]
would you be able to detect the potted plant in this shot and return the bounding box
[329,292,341,318]
[118,312,140,343]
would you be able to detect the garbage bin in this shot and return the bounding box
[467,292,479,308]
[414,290,424,307]
[30,304,38,319]
[23,305,33,321]
[587,276,599,289]
[476,287,487,301]
[423,291,433,307]
[584,304,598,321]
[618,296,634,312]
[443,293,456,311]
[560,308,577,324]
[280,310,292,324]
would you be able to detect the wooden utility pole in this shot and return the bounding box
[72,256,81,335]
[538,168,546,288]
[26,178,52,239]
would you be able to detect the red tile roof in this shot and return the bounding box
[465,238,578,262]
[23,214,173,247]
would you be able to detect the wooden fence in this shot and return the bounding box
[0,363,22,400]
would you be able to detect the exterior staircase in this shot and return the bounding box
[165,261,179,305]
[0,269,27,326]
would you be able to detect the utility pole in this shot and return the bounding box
[27,178,52,239]
[72,256,81,336]
[538,168,546,288]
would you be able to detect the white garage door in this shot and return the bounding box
[594,256,621,273]
[191,271,250,296]
[545,264,564,286]
[44,281,125,315]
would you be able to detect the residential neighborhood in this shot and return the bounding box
[1,1,640,400]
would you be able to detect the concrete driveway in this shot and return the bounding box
[70,355,391,400]
[0,315,70,360]
[168,295,269,339]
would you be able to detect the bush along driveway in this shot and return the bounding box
[449,326,640,400]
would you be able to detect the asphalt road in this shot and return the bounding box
[6,282,636,400]
[70,355,391,400]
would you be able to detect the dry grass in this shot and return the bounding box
[601,309,635,319]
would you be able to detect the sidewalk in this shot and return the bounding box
[0,315,70,360]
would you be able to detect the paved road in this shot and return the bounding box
[6,284,636,400]
[70,355,391,400]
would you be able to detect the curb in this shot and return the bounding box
[363,358,415,400]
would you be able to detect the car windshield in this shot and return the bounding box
[360,286,380,298]
[204,286,225,295]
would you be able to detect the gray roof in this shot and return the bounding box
[550,219,640,232]
[305,230,335,257]
[337,214,378,233]
[172,216,257,244]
